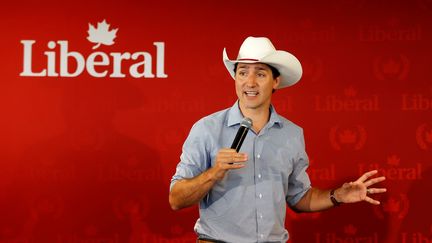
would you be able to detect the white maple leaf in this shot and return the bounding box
[87,19,118,49]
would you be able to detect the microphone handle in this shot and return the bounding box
[231,126,249,152]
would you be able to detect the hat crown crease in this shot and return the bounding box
[237,37,276,60]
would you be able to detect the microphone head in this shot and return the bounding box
[240,117,253,129]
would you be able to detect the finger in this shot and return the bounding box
[226,162,247,169]
[364,176,386,187]
[219,147,248,156]
[229,153,248,162]
[235,153,248,160]
[366,188,387,195]
[364,196,381,205]
[219,148,237,153]
[356,170,378,183]
[228,157,248,164]
[217,148,239,159]
[218,152,248,162]
[219,157,248,165]
[218,155,248,169]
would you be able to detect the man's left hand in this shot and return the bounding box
[335,170,387,205]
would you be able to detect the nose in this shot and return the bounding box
[245,75,257,87]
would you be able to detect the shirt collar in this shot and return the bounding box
[227,101,283,128]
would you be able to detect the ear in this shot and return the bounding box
[273,77,281,89]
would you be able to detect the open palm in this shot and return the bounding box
[338,170,386,205]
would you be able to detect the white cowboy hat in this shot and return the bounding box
[223,36,303,89]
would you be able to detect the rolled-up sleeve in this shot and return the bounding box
[170,120,210,190]
[285,130,311,206]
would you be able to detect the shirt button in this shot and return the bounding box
[257,154,261,159]
[259,193,263,199]
[260,234,264,238]
[258,174,262,179]
[259,214,263,219]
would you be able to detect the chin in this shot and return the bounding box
[244,103,261,110]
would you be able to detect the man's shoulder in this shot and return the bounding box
[276,114,304,134]
[192,107,230,129]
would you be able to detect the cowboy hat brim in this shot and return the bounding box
[223,48,303,89]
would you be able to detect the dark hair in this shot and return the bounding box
[233,63,280,79]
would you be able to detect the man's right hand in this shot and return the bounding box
[210,148,248,181]
[169,148,248,210]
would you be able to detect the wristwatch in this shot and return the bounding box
[330,189,342,206]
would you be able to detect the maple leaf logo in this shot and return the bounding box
[87,19,118,49]
[343,224,357,235]
[387,155,400,166]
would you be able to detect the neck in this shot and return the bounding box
[239,103,271,134]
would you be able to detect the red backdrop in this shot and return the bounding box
[1,0,431,242]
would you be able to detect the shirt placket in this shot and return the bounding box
[254,130,267,242]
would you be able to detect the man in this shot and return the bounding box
[169,37,386,243]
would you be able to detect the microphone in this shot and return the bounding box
[231,117,253,152]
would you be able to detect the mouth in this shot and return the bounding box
[244,91,259,97]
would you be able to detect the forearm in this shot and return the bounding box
[169,148,248,210]
[293,187,336,212]
[169,168,218,210]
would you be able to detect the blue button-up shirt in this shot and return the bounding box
[171,102,311,243]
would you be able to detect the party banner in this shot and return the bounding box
[0,1,431,242]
